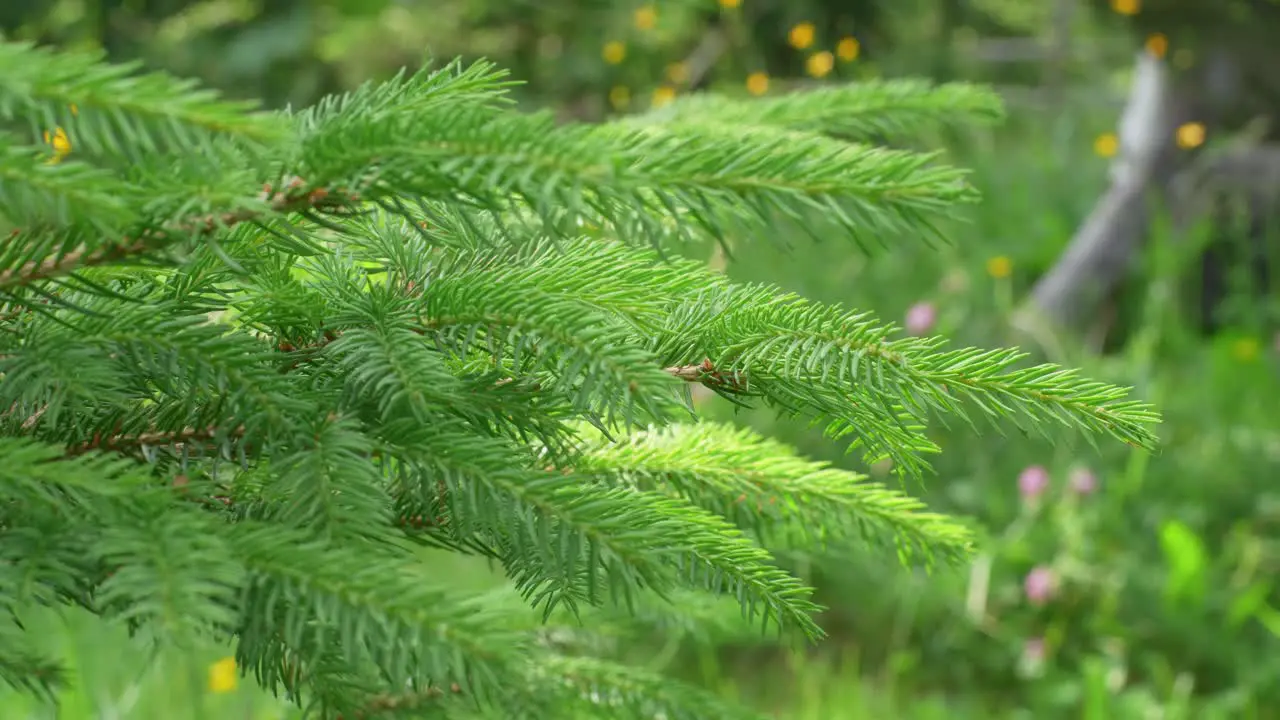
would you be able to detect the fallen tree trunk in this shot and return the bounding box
[1014,43,1256,341]
[1014,51,1184,335]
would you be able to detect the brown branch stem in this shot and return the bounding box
[65,423,246,457]
[0,177,358,289]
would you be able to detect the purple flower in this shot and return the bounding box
[1018,465,1050,501]
[1024,566,1056,605]
[1068,466,1098,495]
[904,302,937,335]
[1022,636,1047,664]
[1017,635,1048,678]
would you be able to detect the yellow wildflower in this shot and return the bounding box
[651,85,676,108]
[1232,337,1260,362]
[719,0,741,7]
[836,37,860,62]
[602,41,626,65]
[1176,122,1205,149]
[1144,33,1168,59]
[986,255,1012,279]
[1111,0,1140,15]
[1094,133,1119,158]
[788,23,816,50]
[609,85,631,110]
[208,657,237,693]
[806,51,835,79]
[42,127,72,164]
[633,6,657,31]
[746,71,769,96]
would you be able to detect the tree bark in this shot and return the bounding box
[1014,45,1241,337]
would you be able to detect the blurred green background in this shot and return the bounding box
[4,0,1280,718]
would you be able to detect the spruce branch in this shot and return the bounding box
[381,424,825,639]
[574,422,975,565]
[0,135,138,233]
[644,79,1006,140]
[0,436,152,502]
[297,94,978,248]
[263,413,396,544]
[0,625,64,700]
[0,44,1161,718]
[64,423,245,457]
[651,283,1160,474]
[244,323,737,395]
[335,682,467,720]
[94,501,245,645]
[415,270,684,426]
[231,522,528,708]
[0,40,287,155]
[527,654,770,720]
[0,174,354,290]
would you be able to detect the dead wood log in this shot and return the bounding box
[1013,45,1249,340]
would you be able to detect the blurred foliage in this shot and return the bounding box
[710,120,1280,715]
[4,0,1280,718]
[0,0,1095,112]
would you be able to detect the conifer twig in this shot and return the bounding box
[279,327,745,392]
[334,683,465,720]
[0,179,356,288]
[64,424,246,456]
[663,359,747,391]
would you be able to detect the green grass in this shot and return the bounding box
[0,610,983,719]
[0,548,987,719]
[0,607,294,720]
[711,648,983,719]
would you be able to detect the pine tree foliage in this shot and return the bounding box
[0,41,1158,718]
[641,77,1006,140]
